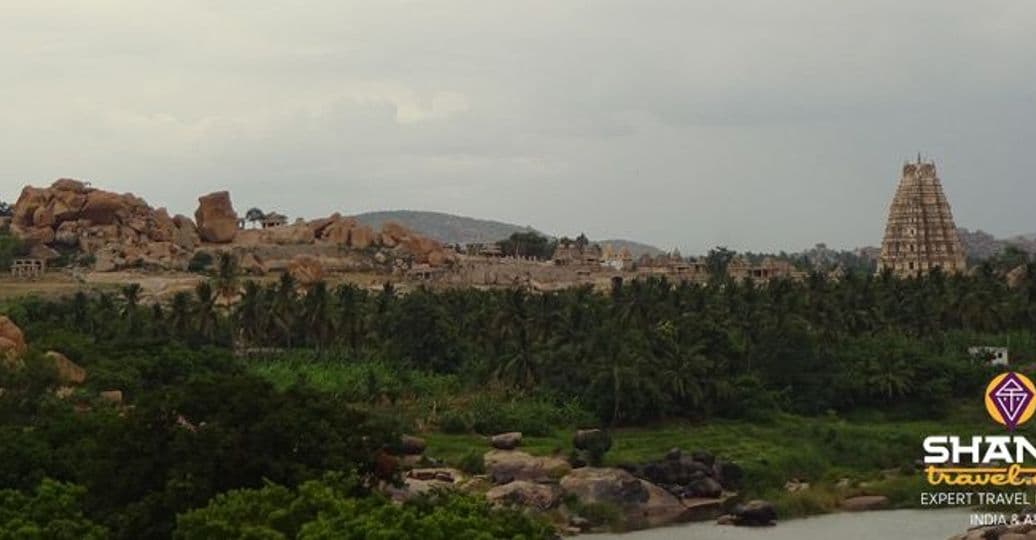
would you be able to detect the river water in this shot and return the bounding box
[592,509,971,540]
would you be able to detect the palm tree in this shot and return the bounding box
[169,291,192,340]
[214,252,240,301]
[301,281,333,352]
[194,282,218,343]
[120,283,143,335]
[270,272,297,346]
[234,280,266,347]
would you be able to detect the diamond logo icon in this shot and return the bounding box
[988,372,1035,431]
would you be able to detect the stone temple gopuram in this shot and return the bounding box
[877,157,967,277]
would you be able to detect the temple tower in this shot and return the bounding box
[877,158,967,277]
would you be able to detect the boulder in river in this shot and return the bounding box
[840,495,889,512]
[731,500,777,526]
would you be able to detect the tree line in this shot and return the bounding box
[15,259,1034,424]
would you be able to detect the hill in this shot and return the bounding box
[350,210,537,245]
[350,211,665,256]
[958,228,1036,260]
[597,239,665,258]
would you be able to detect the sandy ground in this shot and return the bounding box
[0,271,203,302]
[0,269,406,303]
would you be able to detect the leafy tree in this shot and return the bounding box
[244,207,265,227]
[496,232,556,259]
[0,479,107,540]
[0,228,26,271]
[175,473,552,540]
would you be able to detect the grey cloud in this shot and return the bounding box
[2,0,1035,253]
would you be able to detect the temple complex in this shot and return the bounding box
[877,158,967,277]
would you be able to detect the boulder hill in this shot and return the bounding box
[9,179,455,273]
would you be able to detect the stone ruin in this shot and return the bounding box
[9,258,45,280]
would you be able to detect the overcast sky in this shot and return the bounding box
[2,1,1034,253]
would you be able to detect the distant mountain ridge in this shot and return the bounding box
[349,210,663,256]
[596,239,665,258]
[957,228,1036,260]
[350,210,538,245]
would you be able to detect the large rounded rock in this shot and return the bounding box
[172,215,201,250]
[486,481,559,510]
[732,500,777,526]
[687,476,722,498]
[45,351,86,385]
[81,191,129,225]
[573,429,613,454]
[12,187,50,227]
[380,221,410,244]
[400,435,427,456]
[484,450,571,485]
[0,316,27,363]
[260,223,314,245]
[631,479,694,529]
[288,255,324,286]
[349,225,376,249]
[560,467,649,507]
[715,460,744,489]
[194,191,238,243]
[491,432,522,450]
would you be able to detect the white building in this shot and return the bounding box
[969,346,1009,366]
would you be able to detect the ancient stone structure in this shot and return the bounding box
[9,258,45,279]
[260,212,287,229]
[877,158,967,277]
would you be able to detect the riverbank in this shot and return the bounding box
[420,406,1008,522]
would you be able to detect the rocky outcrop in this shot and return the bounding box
[238,252,267,275]
[561,467,649,507]
[194,191,238,243]
[386,468,465,503]
[10,179,193,271]
[172,215,201,251]
[0,316,27,365]
[633,447,734,499]
[348,225,376,249]
[729,500,777,526]
[288,255,324,285]
[45,351,86,385]
[560,467,693,529]
[484,450,571,485]
[840,495,888,512]
[99,390,123,404]
[1007,265,1029,288]
[486,481,559,510]
[491,432,522,450]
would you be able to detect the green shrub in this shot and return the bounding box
[457,450,485,475]
[175,474,553,539]
[0,479,108,539]
[0,229,27,271]
[439,410,471,434]
[187,251,214,273]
